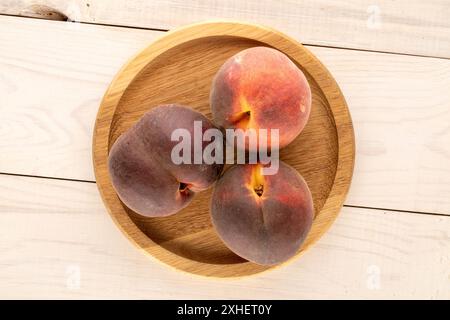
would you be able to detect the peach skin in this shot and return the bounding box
[108,104,224,217]
[210,161,314,265]
[210,46,312,150]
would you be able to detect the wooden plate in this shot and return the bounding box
[93,22,355,278]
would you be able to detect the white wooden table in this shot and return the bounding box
[0,1,449,299]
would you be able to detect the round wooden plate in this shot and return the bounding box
[93,22,355,278]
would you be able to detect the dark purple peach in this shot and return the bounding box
[108,104,223,217]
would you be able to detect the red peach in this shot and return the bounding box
[210,46,311,150]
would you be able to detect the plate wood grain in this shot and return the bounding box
[93,21,355,277]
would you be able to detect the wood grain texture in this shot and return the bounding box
[1,0,450,58]
[0,16,160,180]
[92,22,354,277]
[1,16,449,214]
[0,174,448,298]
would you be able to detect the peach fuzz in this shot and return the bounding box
[210,161,314,265]
[108,104,223,217]
[210,46,312,150]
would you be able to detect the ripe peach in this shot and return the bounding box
[108,104,224,217]
[210,161,314,265]
[210,46,311,149]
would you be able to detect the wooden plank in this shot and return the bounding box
[0,16,159,181]
[1,16,449,214]
[1,0,450,58]
[0,173,448,299]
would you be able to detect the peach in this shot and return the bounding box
[210,161,314,265]
[108,104,224,217]
[210,46,311,150]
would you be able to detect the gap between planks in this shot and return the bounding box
[1,0,450,58]
[0,13,449,62]
[1,171,448,218]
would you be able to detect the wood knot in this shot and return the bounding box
[22,5,68,21]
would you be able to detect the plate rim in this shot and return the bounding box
[92,21,355,278]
